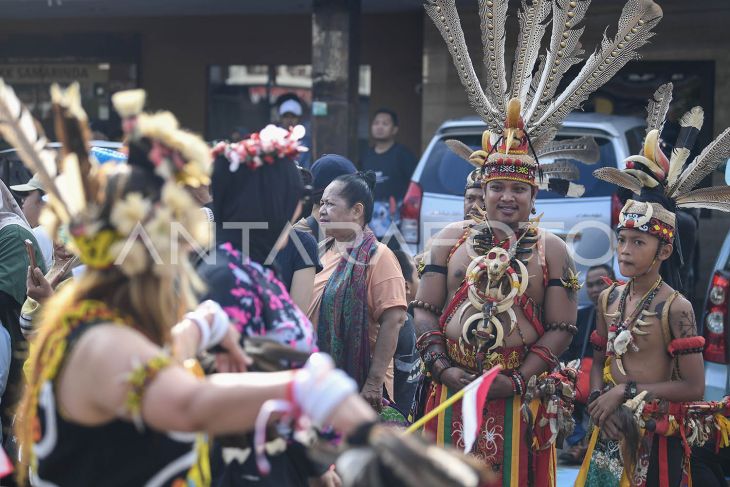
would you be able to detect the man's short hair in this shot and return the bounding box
[373,108,399,127]
[392,248,414,283]
[588,263,615,280]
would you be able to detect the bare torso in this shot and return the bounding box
[604,283,675,385]
[442,222,547,349]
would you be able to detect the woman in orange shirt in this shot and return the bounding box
[307,171,407,411]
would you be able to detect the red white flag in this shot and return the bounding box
[462,366,501,453]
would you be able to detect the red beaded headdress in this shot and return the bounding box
[595,83,730,243]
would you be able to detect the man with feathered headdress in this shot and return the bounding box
[410,0,663,485]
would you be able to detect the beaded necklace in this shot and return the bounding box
[608,276,663,374]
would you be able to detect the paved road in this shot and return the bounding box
[557,464,580,487]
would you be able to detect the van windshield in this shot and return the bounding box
[419,132,618,199]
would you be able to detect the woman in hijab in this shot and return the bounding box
[307,171,407,412]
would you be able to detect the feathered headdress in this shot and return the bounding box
[0,82,211,276]
[445,139,486,191]
[447,134,599,197]
[594,83,730,243]
[426,0,662,191]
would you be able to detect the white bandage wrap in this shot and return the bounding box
[184,300,230,353]
[291,353,357,428]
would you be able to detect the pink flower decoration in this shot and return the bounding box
[211,124,308,172]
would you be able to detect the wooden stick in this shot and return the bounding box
[404,366,501,435]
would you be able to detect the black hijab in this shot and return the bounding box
[211,155,304,265]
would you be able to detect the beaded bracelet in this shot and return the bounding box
[590,330,608,351]
[416,330,446,353]
[432,358,452,383]
[410,300,443,317]
[422,349,449,370]
[544,321,579,336]
[501,369,526,397]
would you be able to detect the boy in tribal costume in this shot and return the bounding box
[412,0,662,485]
[576,84,730,487]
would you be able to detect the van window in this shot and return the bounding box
[418,132,617,199]
[625,126,646,157]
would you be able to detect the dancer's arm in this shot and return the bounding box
[412,222,476,391]
[588,289,610,397]
[518,234,577,381]
[169,301,249,372]
[59,324,376,436]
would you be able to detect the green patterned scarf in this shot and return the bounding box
[317,230,378,388]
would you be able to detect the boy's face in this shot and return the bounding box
[616,228,672,277]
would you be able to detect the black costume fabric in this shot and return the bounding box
[211,154,304,266]
[34,321,204,487]
[273,229,321,290]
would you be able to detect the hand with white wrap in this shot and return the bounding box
[182,299,249,372]
[290,353,359,428]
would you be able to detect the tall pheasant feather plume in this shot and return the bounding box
[531,0,663,138]
[675,186,730,213]
[510,0,551,104]
[536,136,600,164]
[674,106,704,151]
[524,0,591,124]
[671,127,730,197]
[51,82,96,212]
[593,166,642,194]
[445,139,476,164]
[0,79,69,222]
[424,0,499,128]
[428,0,661,196]
[539,160,585,197]
[478,0,509,119]
[542,160,580,181]
[645,82,673,135]
[667,106,704,188]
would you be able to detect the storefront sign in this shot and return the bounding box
[0,64,108,83]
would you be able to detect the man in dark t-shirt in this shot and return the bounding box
[361,109,417,238]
